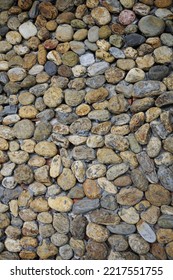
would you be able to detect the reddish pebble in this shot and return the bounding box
[119,9,136,26]
[43,39,58,50]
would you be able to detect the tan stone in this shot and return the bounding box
[50,155,62,178]
[136,54,155,70]
[118,207,140,224]
[145,184,171,206]
[114,175,132,187]
[166,242,173,258]
[19,106,38,119]
[38,44,47,65]
[48,196,73,212]
[146,107,161,122]
[0,138,8,150]
[120,151,138,169]
[91,7,111,25]
[141,206,160,224]
[86,222,109,242]
[83,179,102,199]
[157,229,173,244]
[43,87,63,108]
[30,198,49,212]
[85,87,108,104]
[37,240,58,259]
[35,141,58,157]
[57,168,76,190]
[117,187,143,206]
[28,156,46,167]
[76,104,91,116]
[135,123,150,145]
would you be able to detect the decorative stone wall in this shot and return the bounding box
[0,0,173,260]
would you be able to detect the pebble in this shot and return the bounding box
[72,198,100,214]
[48,196,73,212]
[145,184,171,206]
[117,187,143,206]
[137,220,156,243]
[118,207,139,224]
[129,234,150,254]
[19,21,37,39]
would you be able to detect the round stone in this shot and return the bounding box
[14,164,33,184]
[56,24,74,42]
[44,61,57,76]
[145,184,171,206]
[86,223,109,242]
[154,46,173,64]
[48,196,73,212]
[35,141,57,157]
[6,31,22,45]
[138,15,165,37]
[43,87,63,108]
[154,0,172,8]
[19,21,37,39]
[129,234,150,254]
[13,120,35,139]
[119,10,136,26]
[148,65,169,80]
[91,7,111,26]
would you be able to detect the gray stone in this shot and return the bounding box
[87,61,110,76]
[106,163,129,180]
[51,233,68,247]
[101,195,118,211]
[53,213,70,234]
[59,244,73,260]
[155,92,173,107]
[107,223,136,235]
[138,15,165,37]
[72,198,100,214]
[133,81,164,98]
[158,215,173,228]
[137,152,158,183]
[86,75,106,89]
[150,121,168,140]
[148,65,169,81]
[124,34,145,47]
[108,235,128,252]
[158,166,173,191]
[88,26,99,43]
[161,33,173,47]
[109,47,125,58]
[131,169,148,191]
[137,221,156,243]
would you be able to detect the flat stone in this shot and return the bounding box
[138,15,165,37]
[108,235,128,252]
[70,215,87,239]
[118,207,139,224]
[147,136,161,158]
[137,152,158,183]
[86,223,109,242]
[37,240,58,259]
[48,196,73,212]
[129,234,150,254]
[91,7,111,25]
[155,91,173,107]
[137,220,156,243]
[79,53,95,67]
[145,184,171,206]
[19,21,37,39]
[83,179,101,199]
[124,34,145,47]
[86,240,108,260]
[158,166,173,191]
[154,46,173,64]
[117,187,143,206]
[105,134,129,151]
[158,215,173,228]
[72,198,100,214]
[13,120,34,139]
[87,61,110,76]
[106,163,129,180]
[35,141,57,157]
[131,169,148,191]
[107,223,136,235]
